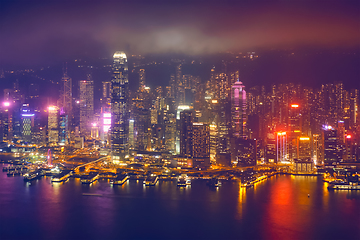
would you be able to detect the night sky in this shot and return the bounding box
[0,0,359,67]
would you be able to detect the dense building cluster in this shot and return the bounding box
[0,51,359,169]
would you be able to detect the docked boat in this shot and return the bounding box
[208,177,221,187]
[328,182,360,190]
[241,181,254,188]
[81,172,99,184]
[177,174,191,187]
[23,170,43,181]
[144,175,159,186]
[111,174,129,185]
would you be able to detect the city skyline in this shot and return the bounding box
[0,1,359,239]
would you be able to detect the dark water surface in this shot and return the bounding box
[0,164,359,240]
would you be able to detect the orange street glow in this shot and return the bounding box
[291,104,299,108]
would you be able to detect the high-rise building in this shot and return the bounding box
[180,110,193,157]
[235,138,257,167]
[101,81,111,108]
[59,113,68,146]
[79,80,94,136]
[138,69,145,88]
[298,136,311,160]
[289,104,301,160]
[61,69,72,127]
[276,131,288,163]
[350,89,358,129]
[48,106,59,146]
[312,134,323,165]
[164,111,176,153]
[192,122,210,167]
[265,132,276,163]
[231,80,246,138]
[175,64,184,105]
[111,51,129,162]
[2,101,13,142]
[20,104,34,143]
[323,125,339,167]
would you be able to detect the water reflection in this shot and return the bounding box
[237,183,247,219]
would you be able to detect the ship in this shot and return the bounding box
[177,174,191,187]
[328,182,360,190]
[23,170,43,181]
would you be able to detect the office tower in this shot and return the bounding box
[101,81,111,108]
[231,80,246,138]
[79,80,94,136]
[209,124,217,163]
[265,132,276,163]
[175,64,184,105]
[134,108,150,151]
[129,119,134,150]
[289,104,301,160]
[323,125,339,167]
[235,138,257,167]
[138,69,145,88]
[61,69,72,126]
[59,112,68,146]
[180,110,193,157]
[111,51,129,162]
[169,74,176,99]
[20,104,34,143]
[48,106,59,146]
[312,134,322,165]
[344,134,356,162]
[298,136,311,160]
[2,102,12,142]
[192,122,210,167]
[349,89,358,130]
[276,131,288,162]
[164,111,176,153]
[217,98,231,163]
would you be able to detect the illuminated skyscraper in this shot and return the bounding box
[298,136,311,160]
[350,89,358,129]
[20,104,34,143]
[101,81,111,108]
[289,104,301,160]
[2,101,12,142]
[175,64,184,105]
[138,69,145,88]
[323,126,339,167]
[192,122,210,167]
[111,51,129,162]
[276,132,288,163]
[180,110,193,157]
[79,80,94,136]
[48,106,59,146]
[231,80,246,138]
[61,69,72,124]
